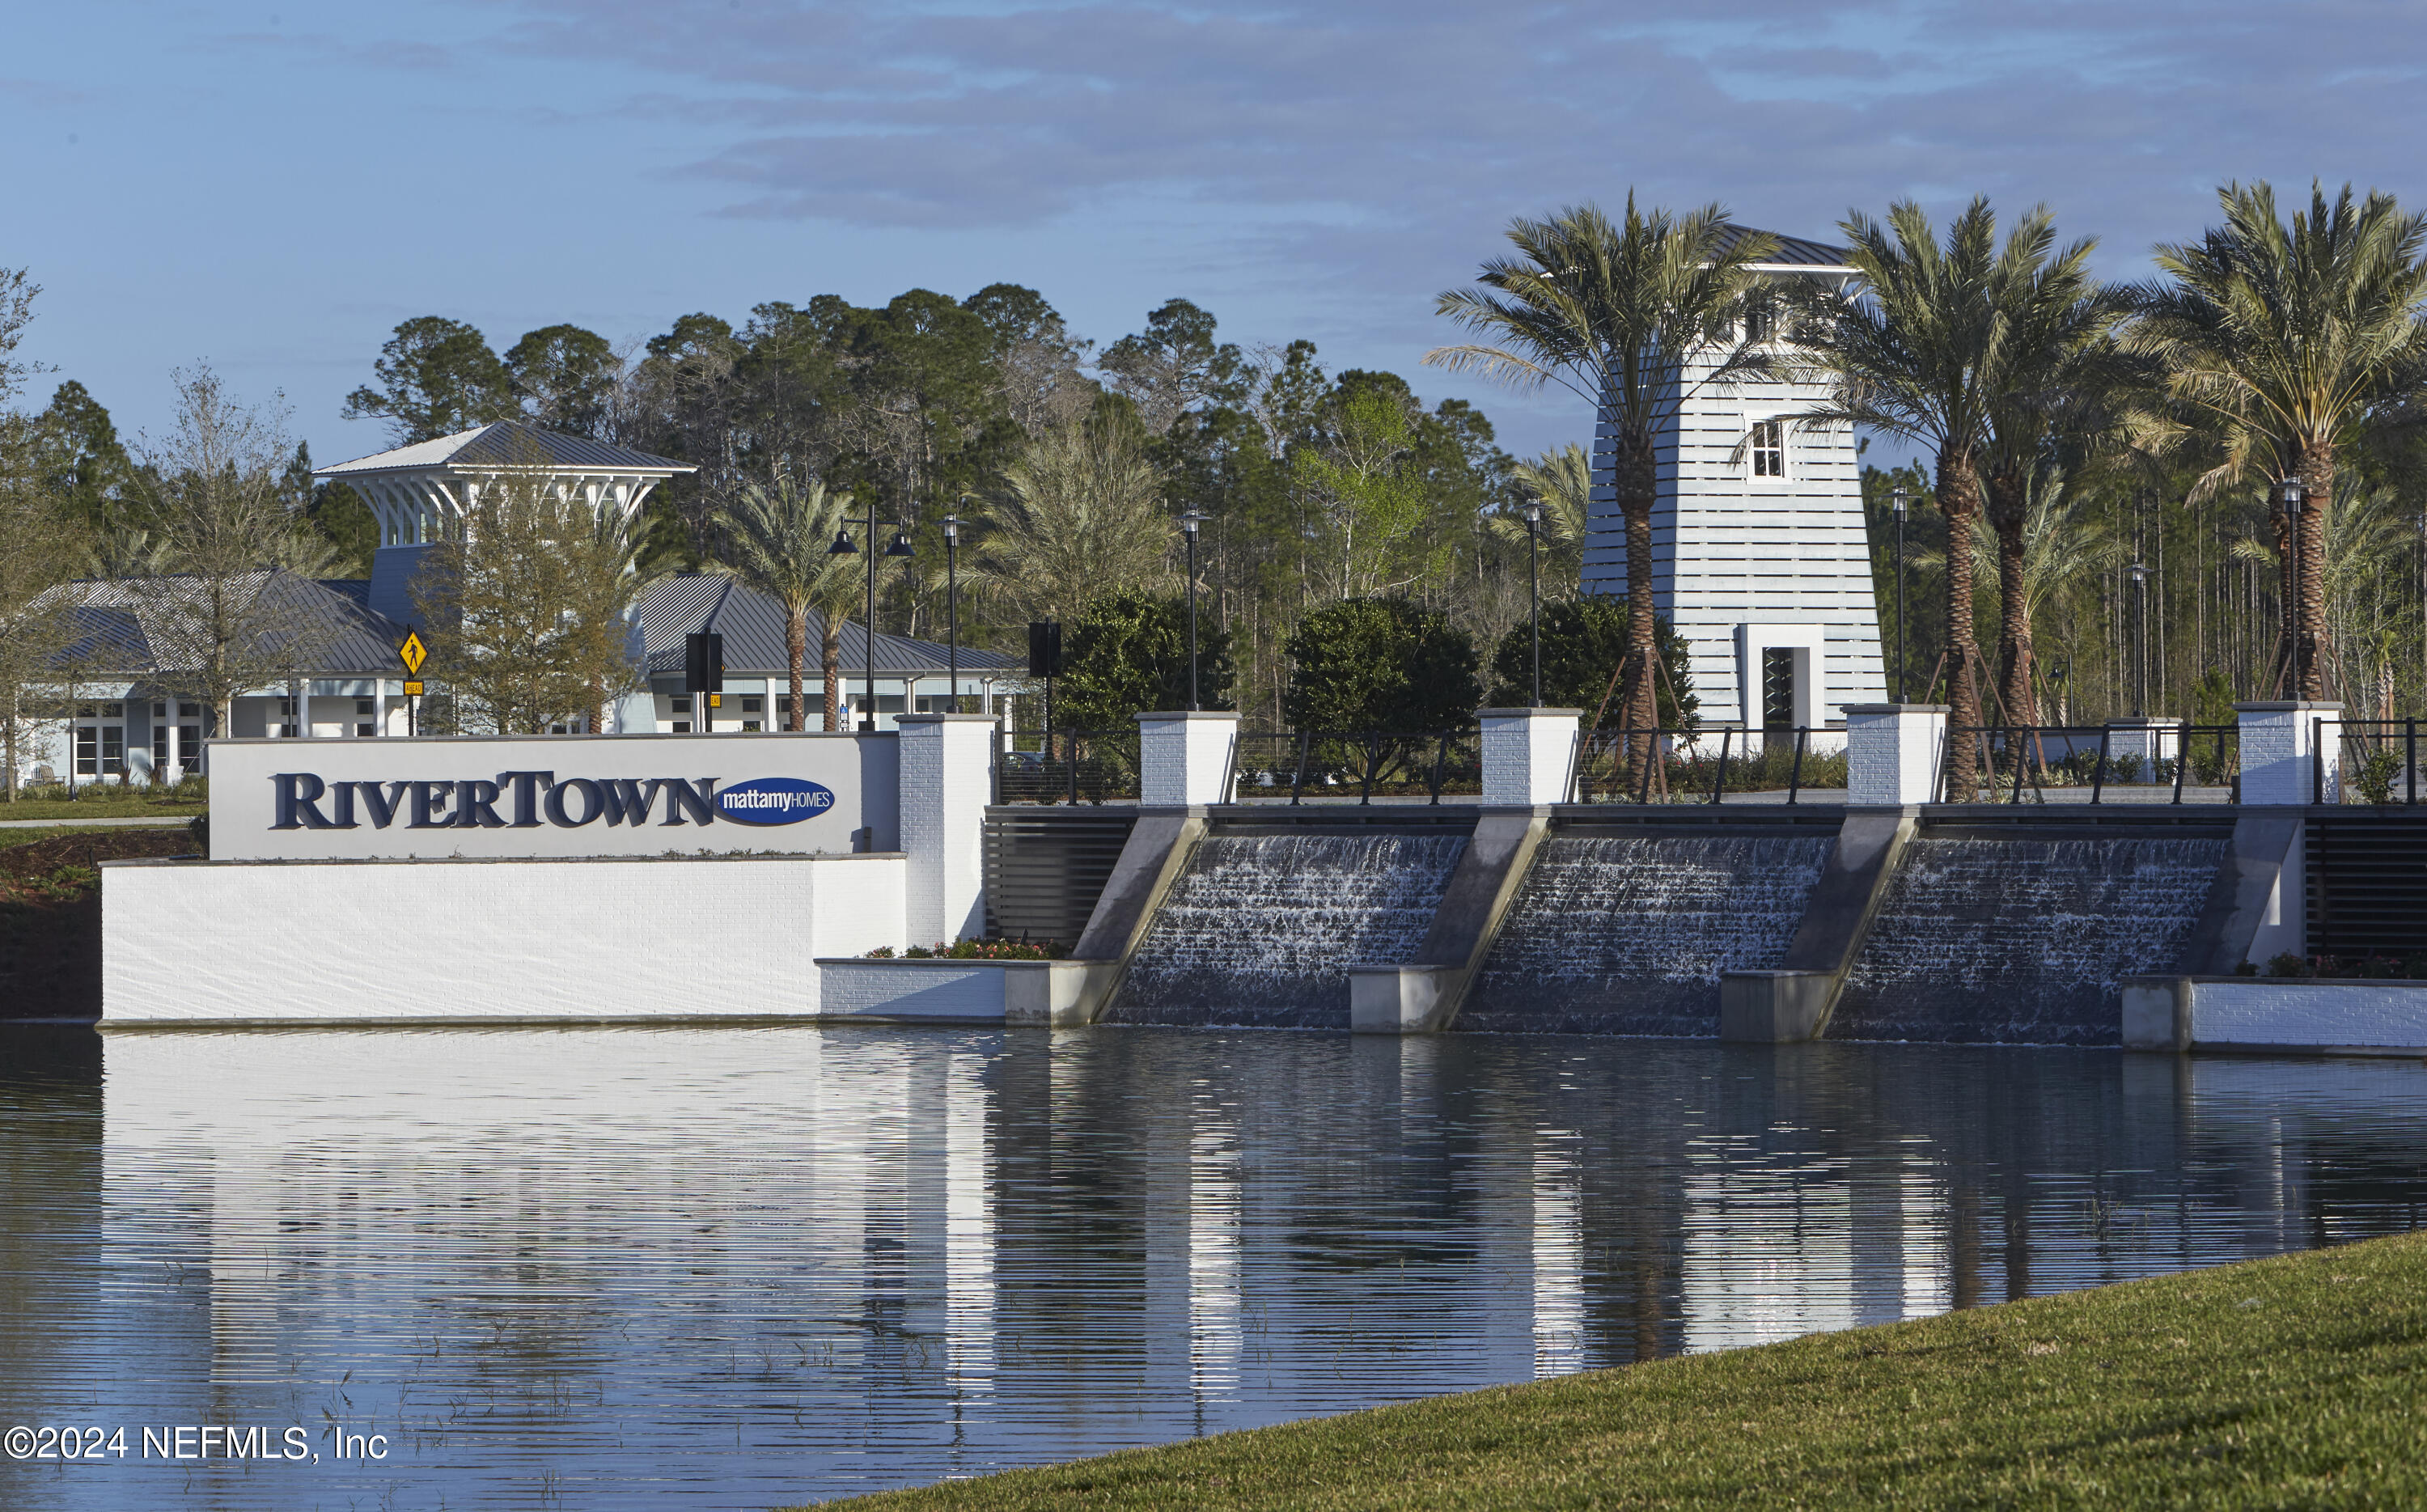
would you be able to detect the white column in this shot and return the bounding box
[1844,703,1947,806]
[1477,708,1581,807]
[896,714,997,947]
[372,680,388,738]
[2237,701,2343,805]
[1136,711,1239,807]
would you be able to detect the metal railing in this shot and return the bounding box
[1226,730,1482,805]
[2320,719,2425,805]
[1569,726,1842,805]
[993,728,1141,805]
[1942,724,2240,805]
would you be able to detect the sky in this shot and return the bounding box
[4,1,2426,472]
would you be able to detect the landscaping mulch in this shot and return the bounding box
[1,826,201,1020]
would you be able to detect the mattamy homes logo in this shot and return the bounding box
[269,773,837,831]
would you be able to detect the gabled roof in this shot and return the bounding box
[634,575,1023,681]
[316,421,693,479]
[1719,223,1852,269]
[45,573,416,678]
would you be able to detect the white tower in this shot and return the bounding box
[315,422,693,628]
[1582,231,1886,734]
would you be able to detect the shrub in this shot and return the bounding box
[2264,951,2314,978]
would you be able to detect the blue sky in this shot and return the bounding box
[5,1,2424,469]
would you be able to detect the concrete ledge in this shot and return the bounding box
[1718,970,1836,1041]
[2124,974,2427,1054]
[1347,964,1460,1033]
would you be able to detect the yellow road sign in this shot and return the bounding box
[399,631,427,676]
[402,680,424,697]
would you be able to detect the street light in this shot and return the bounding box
[1179,511,1210,709]
[943,502,968,714]
[1891,485,1910,702]
[1523,489,1544,707]
[827,516,915,731]
[2127,562,2150,718]
[2281,476,2306,697]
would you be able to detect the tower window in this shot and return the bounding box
[1750,420,1785,478]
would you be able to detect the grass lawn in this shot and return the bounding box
[803,1229,2427,1510]
[0,794,204,821]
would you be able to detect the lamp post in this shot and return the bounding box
[1523,489,1544,707]
[943,503,966,714]
[2281,476,2306,697]
[828,516,916,731]
[1180,510,1210,709]
[1891,484,1909,702]
[2127,562,2150,718]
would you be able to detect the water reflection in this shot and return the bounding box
[2,1027,2425,1510]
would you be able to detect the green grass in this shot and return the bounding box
[801,1230,2427,1510]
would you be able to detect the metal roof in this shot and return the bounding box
[316,421,693,479]
[1719,223,1852,269]
[635,575,1024,681]
[44,573,417,677]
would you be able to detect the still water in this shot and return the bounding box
[4,1025,2425,1510]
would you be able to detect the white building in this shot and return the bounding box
[1582,227,1887,734]
[5,424,1018,787]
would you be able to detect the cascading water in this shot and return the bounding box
[1832,836,2229,1045]
[1461,835,1834,1036]
[1108,832,1468,1028]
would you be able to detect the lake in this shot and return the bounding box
[4,1024,2424,1509]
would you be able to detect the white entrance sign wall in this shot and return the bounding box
[205,733,901,861]
[103,853,907,1025]
[896,714,997,948]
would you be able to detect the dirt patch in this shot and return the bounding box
[2,828,201,1020]
[0,826,199,879]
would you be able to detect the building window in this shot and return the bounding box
[671,696,692,715]
[277,697,296,718]
[671,721,692,733]
[356,723,375,738]
[152,701,167,719]
[180,702,200,718]
[1749,420,1785,479]
[741,696,763,715]
[179,726,200,772]
[1746,302,1777,343]
[357,698,374,715]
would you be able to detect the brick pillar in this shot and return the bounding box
[1843,704,1947,806]
[1135,711,1239,807]
[896,713,997,947]
[2236,701,2343,805]
[1477,709,1581,807]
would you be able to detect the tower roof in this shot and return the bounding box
[316,421,693,481]
[1718,224,1852,270]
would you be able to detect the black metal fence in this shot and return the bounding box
[993,728,1141,805]
[2321,720,2427,805]
[1942,724,2240,805]
[1226,731,1482,805]
[1569,726,1843,805]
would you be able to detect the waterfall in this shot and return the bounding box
[1832,836,2228,1045]
[1108,832,1468,1028]
[1461,836,1834,1036]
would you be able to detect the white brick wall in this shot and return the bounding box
[1479,709,1579,806]
[1137,713,1239,806]
[2236,702,2341,805]
[103,853,907,1024]
[2193,980,2427,1048]
[896,715,995,947]
[1844,705,1944,805]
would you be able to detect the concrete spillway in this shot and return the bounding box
[1459,835,1834,1036]
[1107,832,1468,1028]
[1830,836,2230,1045]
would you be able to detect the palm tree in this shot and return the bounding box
[1426,199,1777,739]
[1974,223,2132,726]
[972,413,1173,624]
[2134,180,2427,700]
[1493,443,1590,592]
[1788,197,2071,784]
[713,472,858,731]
